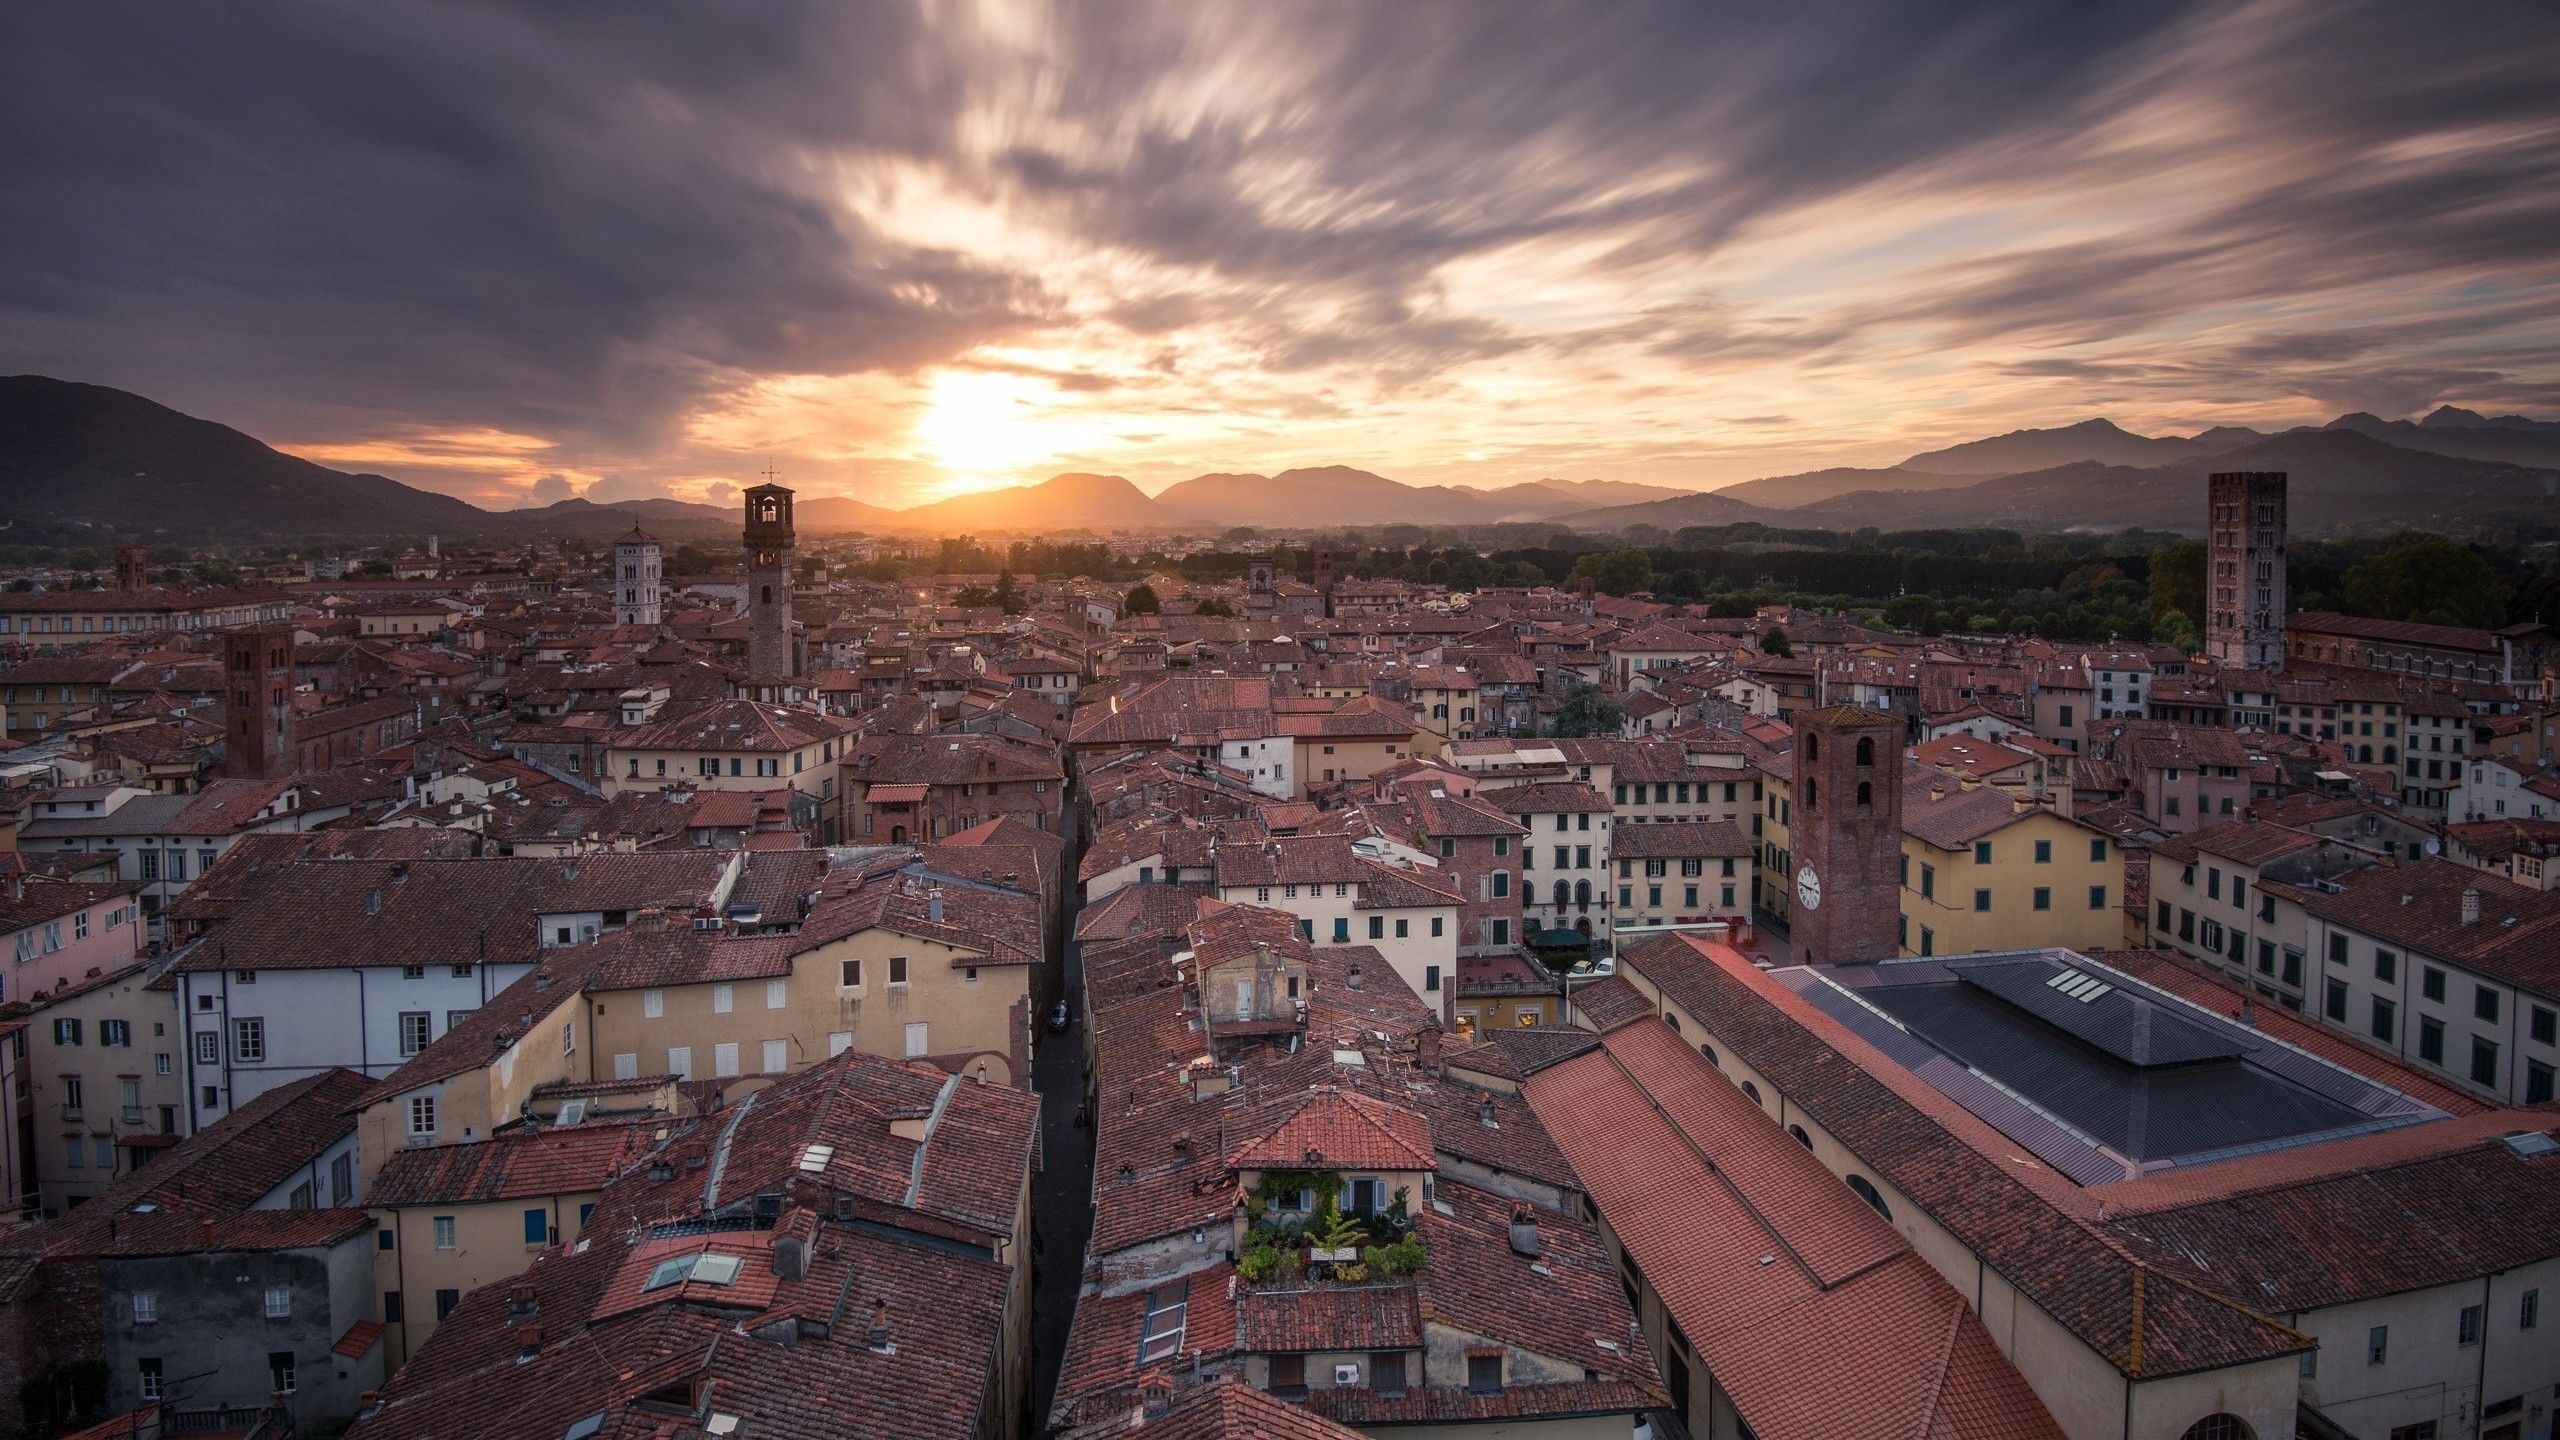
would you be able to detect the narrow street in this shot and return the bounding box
[1026,802,1094,1435]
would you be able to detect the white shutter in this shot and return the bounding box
[714,1042,740,1078]
[904,1022,929,1058]
[765,979,787,1010]
[762,1040,786,1074]
[667,1046,692,1080]
[612,1052,638,1080]
[828,1031,852,1057]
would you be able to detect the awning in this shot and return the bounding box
[1528,927,1591,950]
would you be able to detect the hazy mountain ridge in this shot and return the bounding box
[5,374,2554,542]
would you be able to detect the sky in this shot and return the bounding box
[5,0,2558,512]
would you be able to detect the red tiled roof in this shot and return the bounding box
[1524,1020,2065,1440]
[1225,1086,1433,1172]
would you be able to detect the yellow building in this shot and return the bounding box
[1899,777,2120,958]
[367,1113,666,1366]
[603,697,853,805]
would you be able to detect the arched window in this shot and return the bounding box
[1740,1080,1762,1107]
[2177,1417,2254,1440]
[1805,733,1819,763]
[1855,736,1875,767]
[1845,1174,1891,1221]
[1574,879,1591,906]
[1856,780,1873,811]
[760,584,773,606]
[1553,879,1572,908]
[1788,1124,1812,1149]
[1803,778,1817,811]
[1664,1011,1682,1033]
[1699,1042,1717,1066]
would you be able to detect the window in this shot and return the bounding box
[101,1019,130,1047]
[1465,1353,1502,1395]
[53,1017,81,1046]
[265,1286,291,1318]
[2371,997,2396,1044]
[2367,1324,2387,1363]
[409,1094,439,1137]
[1973,841,1992,864]
[1268,1352,1307,1397]
[2089,885,2108,910]
[268,1350,297,1395]
[643,988,665,1018]
[138,1359,163,1401]
[2419,1017,2443,1065]
[1845,1174,1892,1221]
[839,959,863,988]
[763,1039,786,1074]
[765,979,787,1010]
[904,1022,929,1058]
[2459,1304,2483,1345]
[2523,1288,2539,1330]
[1972,889,1991,913]
[525,1207,550,1245]
[2471,1037,2499,1088]
[2422,966,2445,1002]
[2090,838,2107,862]
[233,1018,264,1063]
[2375,949,2397,984]
[2324,979,2348,1023]
[712,984,733,1014]
[2033,887,2051,912]
[2530,1061,2555,1105]
[2179,1419,2256,1440]
[714,1042,740,1078]
[1368,916,1384,940]
[436,1288,461,1320]
[399,1011,432,1055]
[888,955,909,985]
[433,1214,458,1250]
[2476,986,2501,1024]
[133,1291,157,1325]
[2388,1425,2437,1440]
[1370,1351,1407,1396]
[1920,864,1934,899]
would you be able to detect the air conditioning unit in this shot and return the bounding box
[1332,1364,1360,1386]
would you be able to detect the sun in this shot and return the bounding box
[912,369,1067,486]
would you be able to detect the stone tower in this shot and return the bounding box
[115,545,149,592]
[612,522,662,627]
[2206,471,2287,674]
[743,479,796,687]
[1788,705,1904,966]
[224,622,296,782]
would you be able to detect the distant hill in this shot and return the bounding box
[1469,477,1689,520]
[2322,412,2560,469]
[887,471,1166,533]
[506,496,739,537]
[1784,428,2560,534]
[0,374,492,541]
[1898,417,2243,475]
[794,494,903,532]
[1705,465,1987,510]
[1549,488,1793,532]
[1155,465,1509,528]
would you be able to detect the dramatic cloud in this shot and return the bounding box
[3,0,2555,506]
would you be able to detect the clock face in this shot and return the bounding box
[1796,862,1821,912]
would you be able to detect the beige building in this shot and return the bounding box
[1899,775,2122,958]
[20,959,186,1214]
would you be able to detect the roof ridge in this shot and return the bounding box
[1908,1294,1967,1440]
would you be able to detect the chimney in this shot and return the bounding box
[2461,887,2482,925]
[866,1298,893,1352]
[1346,964,1363,991]
[772,1234,806,1282]
[2239,995,2257,1028]
[507,1284,536,1319]
[517,1326,544,1359]
[1478,1096,1498,1128]
[1138,1370,1176,1420]
[1507,1205,1542,1258]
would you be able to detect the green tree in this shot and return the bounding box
[1124,583,1161,615]
[2343,537,2510,629]
[1549,685,1622,737]
[2153,607,2202,653]
[1568,548,1654,596]
[2146,540,2206,626]
[1195,597,1236,617]
[992,571,1026,615]
[1880,594,1941,635]
[1758,626,1793,658]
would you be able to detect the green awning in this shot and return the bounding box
[1528,927,1591,950]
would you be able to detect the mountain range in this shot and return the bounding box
[5,373,2555,544]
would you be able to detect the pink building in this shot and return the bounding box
[0,877,145,1005]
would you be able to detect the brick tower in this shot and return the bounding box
[1788,705,1903,966]
[114,545,149,592]
[743,478,796,691]
[224,622,296,781]
[2205,471,2286,674]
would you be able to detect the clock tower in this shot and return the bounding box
[743,476,796,692]
[1788,705,1903,967]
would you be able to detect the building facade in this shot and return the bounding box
[2206,470,2288,674]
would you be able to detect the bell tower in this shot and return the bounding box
[1788,705,1903,966]
[743,470,796,691]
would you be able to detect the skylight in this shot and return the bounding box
[1137,1284,1187,1363]
[643,1251,745,1291]
[564,1414,607,1440]
[2044,969,2114,1004]
[798,1143,835,1172]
